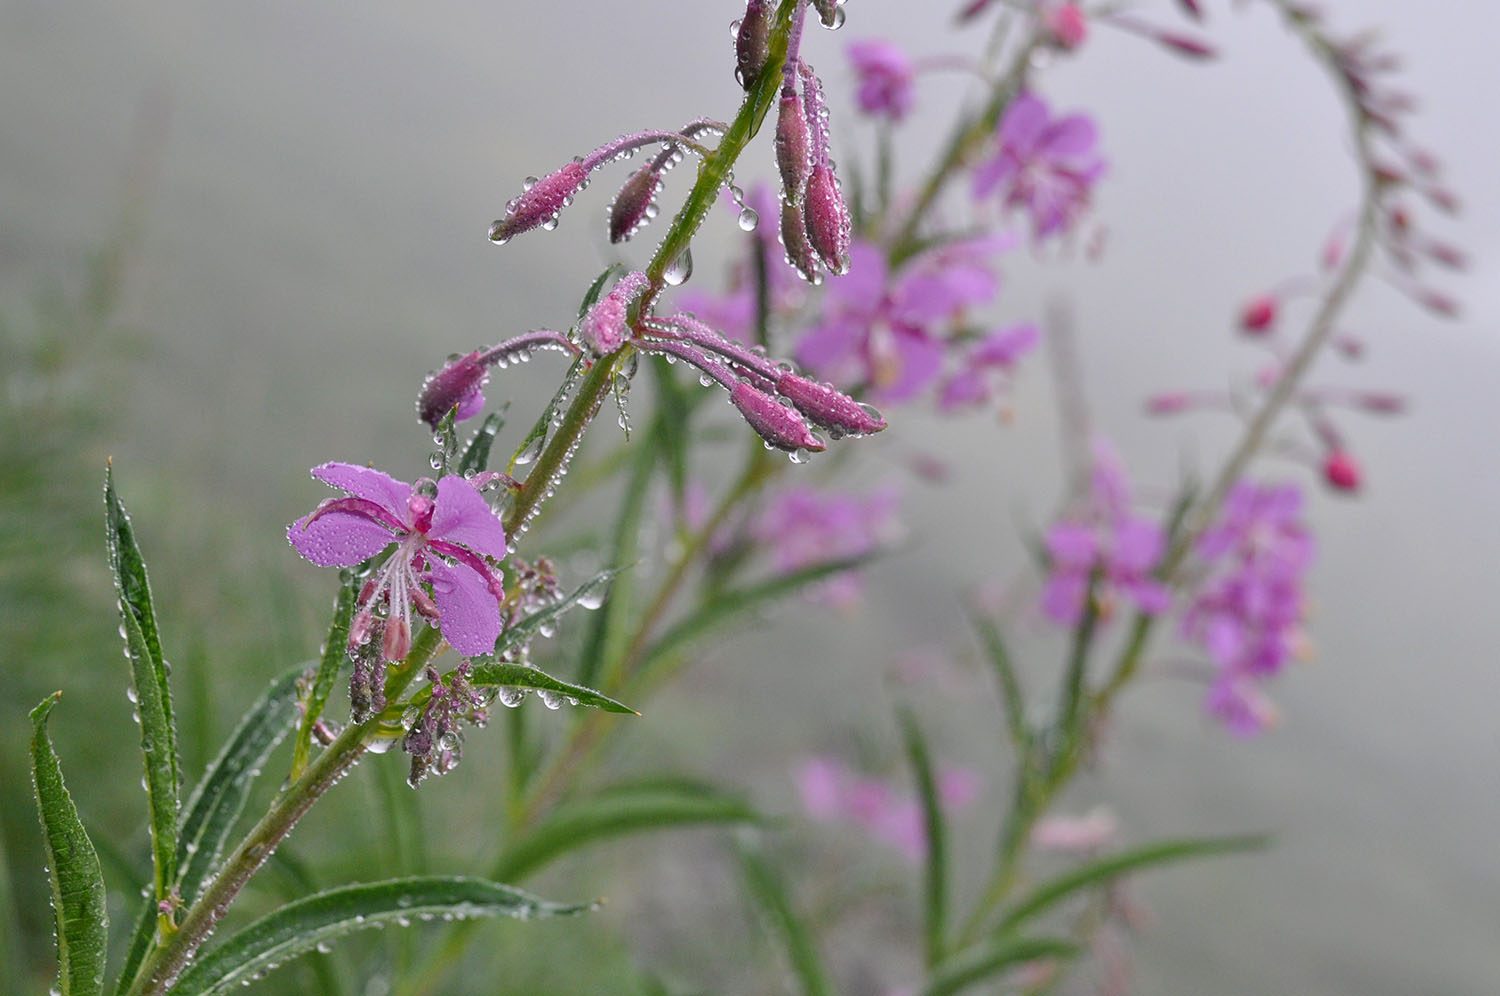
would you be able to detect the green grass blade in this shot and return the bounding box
[465,662,637,715]
[899,707,948,968]
[491,780,761,882]
[737,837,832,996]
[971,614,1029,749]
[291,576,357,780]
[171,877,593,996]
[30,693,109,996]
[921,936,1077,996]
[998,835,1268,933]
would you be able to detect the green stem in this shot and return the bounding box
[127,627,444,996]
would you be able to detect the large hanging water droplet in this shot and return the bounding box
[738,207,760,232]
[829,6,846,29]
[514,434,546,466]
[663,247,694,286]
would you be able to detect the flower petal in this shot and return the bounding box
[287,511,395,567]
[430,476,509,559]
[427,556,502,657]
[311,462,412,524]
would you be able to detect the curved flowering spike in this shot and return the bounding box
[804,164,852,275]
[418,331,581,428]
[488,160,588,244]
[780,197,821,283]
[776,371,886,437]
[735,0,773,90]
[609,166,663,244]
[580,271,650,354]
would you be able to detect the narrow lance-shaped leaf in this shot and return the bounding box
[291,576,357,780]
[492,779,761,882]
[495,568,619,663]
[576,440,654,688]
[466,662,637,716]
[998,834,1268,933]
[737,837,832,996]
[104,466,180,907]
[30,694,109,996]
[509,356,585,473]
[971,614,1029,749]
[899,706,948,968]
[456,410,507,478]
[921,936,1078,996]
[433,406,460,475]
[171,877,593,996]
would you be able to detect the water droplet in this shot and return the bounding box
[522,175,538,191]
[663,247,694,286]
[515,435,546,466]
[789,448,812,464]
[499,687,527,708]
[738,207,760,231]
[538,690,563,710]
[487,221,509,245]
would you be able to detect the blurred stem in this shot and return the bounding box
[127,626,444,996]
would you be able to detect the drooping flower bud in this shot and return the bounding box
[735,0,773,90]
[776,371,886,438]
[1238,294,1278,334]
[1144,392,1195,415]
[731,382,826,453]
[780,197,821,283]
[418,351,489,428]
[609,166,663,244]
[803,164,852,275]
[580,271,651,354]
[1043,3,1088,50]
[1323,450,1361,493]
[775,88,813,204]
[488,160,589,244]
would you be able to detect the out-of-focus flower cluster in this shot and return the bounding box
[796,755,981,862]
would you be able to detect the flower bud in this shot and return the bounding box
[1323,450,1361,493]
[488,160,588,245]
[735,0,772,91]
[780,197,820,283]
[775,89,812,204]
[776,371,886,437]
[1144,392,1194,415]
[1238,294,1278,334]
[418,351,489,428]
[731,382,826,453]
[609,165,662,244]
[1043,3,1088,50]
[581,271,650,354]
[803,164,852,275]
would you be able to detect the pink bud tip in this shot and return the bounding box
[1323,450,1361,493]
[609,166,663,244]
[1239,294,1278,334]
[1144,392,1193,415]
[418,351,489,428]
[804,164,852,275]
[488,161,588,245]
[731,382,826,453]
[777,372,887,437]
[1043,3,1088,49]
[1155,30,1217,59]
[581,271,650,355]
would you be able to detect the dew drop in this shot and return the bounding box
[663,247,694,286]
[515,435,546,466]
[738,207,760,232]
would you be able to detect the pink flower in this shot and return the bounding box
[756,486,901,607]
[796,238,1006,403]
[1042,3,1088,50]
[288,463,508,659]
[847,40,917,122]
[936,323,1040,413]
[973,92,1106,241]
[1323,450,1361,493]
[1032,807,1119,854]
[795,756,982,863]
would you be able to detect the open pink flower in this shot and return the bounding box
[288,463,509,659]
[973,92,1106,241]
[937,322,1040,412]
[847,40,917,122]
[796,756,981,863]
[756,485,902,607]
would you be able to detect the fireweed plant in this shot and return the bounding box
[24,1,1459,994]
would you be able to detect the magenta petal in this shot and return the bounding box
[287,512,395,567]
[1041,115,1098,158]
[429,476,508,559]
[427,556,501,657]
[311,463,412,524]
[795,317,865,382]
[999,93,1050,151]
[871,326,944,403]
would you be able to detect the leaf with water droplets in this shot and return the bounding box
[899,706,948,969]
[737,835,832,996]
[105,464,180,915]
[169,877,591,995]
[291,575,357,782]
[30,694,109,996]
[466,662,636,716]
[491,778,761,882]
[508,357,584,475]
[921,936,1079,996]
[456,410,507,477]
[494,568,622,664]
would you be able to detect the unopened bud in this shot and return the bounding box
[1354,392,1405,415]
[776,371,886,437]
[775,89,812,204]
[383,614,413,662]
[488,160,588,245]
[1144,392,1194,415]
[1323,450,1361,493]
[1239,294,1278,334]
[731,381,826,453]
[804,164,852,275]
[418,351,488,428]
[1043,3,1088,50]
[609,166,663,244]
[581,271,650,354]
[735,0,772,91]
[780,198,821,283]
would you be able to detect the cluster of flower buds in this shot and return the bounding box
[402,663,495,787]
[773,4,852,282]
[958,0,1213,60]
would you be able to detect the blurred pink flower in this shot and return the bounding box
[937,323,1040,413]
[973,92,1106,241]
[795,756,982,863]
[847,40,917,121]
[756,485,902,607]
[1031,806,1119,854]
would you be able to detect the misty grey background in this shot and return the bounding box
[3,1,1497,993]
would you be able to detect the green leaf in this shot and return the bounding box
[105,465,180,908]
[291,576,357,780]
[737,837,831,996]
[899,707,947,968]
[921,936,1077,996]
[576,440,655,688]
[971,614,1029,749]
[466,662,637,715]
[30,693,109,996]
[494,568,619,662]
[178,665,305,904]
[509,356,585,474]
[633,554,875,691]
[433,405,460,475]
[492,780,761,882]
[171,877,592,996]
[998,835,1268,933]
[456,410,507,477]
